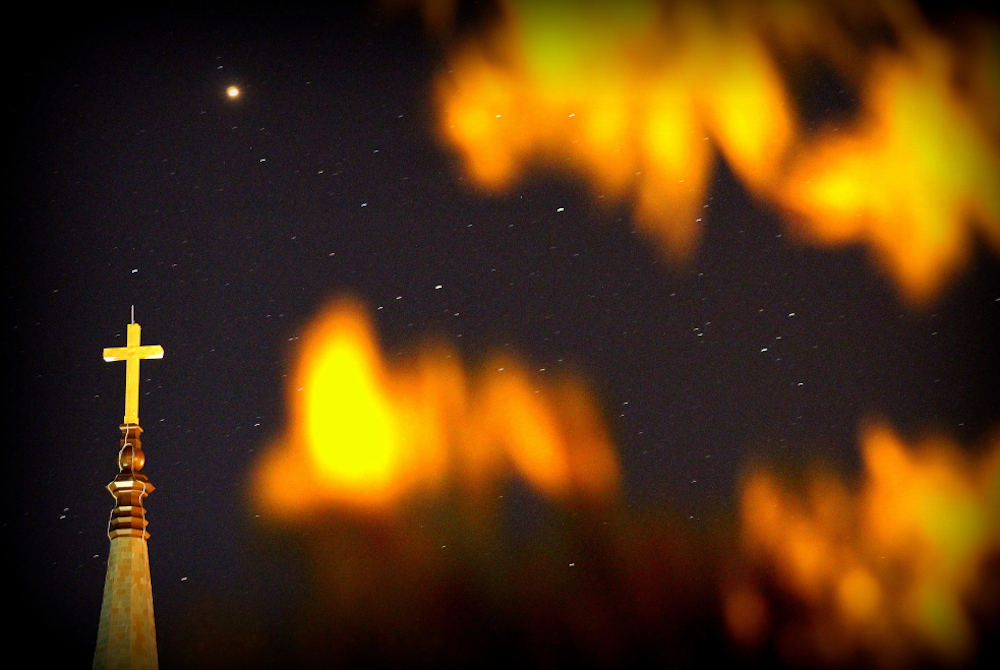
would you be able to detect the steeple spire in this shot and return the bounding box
[94,314,163,670]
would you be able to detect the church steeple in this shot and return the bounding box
[94,316,163,670]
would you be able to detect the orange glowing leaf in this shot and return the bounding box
[434,0,797,260]
[777,38,1000,305]
[435,0,1000,303]
[736,422,1000,665]
[293,300,402,506]
[253,298,620,516]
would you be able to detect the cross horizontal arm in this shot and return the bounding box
[103,345,164,362]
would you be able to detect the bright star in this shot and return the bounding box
[227,86,240,98]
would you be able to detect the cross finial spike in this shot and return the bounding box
[131,305,135,324]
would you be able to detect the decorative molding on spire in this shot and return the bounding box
[107,423,154,540]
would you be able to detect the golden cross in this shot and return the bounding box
[103,318,163,425]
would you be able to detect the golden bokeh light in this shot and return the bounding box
[433,0,1000,303]
[731,423,1000,666]
[227,85,240,98]
[248,300,1000,664]
[252,298,620,515]
[435,0,796,261]
[776,34,1000,305]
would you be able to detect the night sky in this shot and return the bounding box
[7,2,1000,668]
